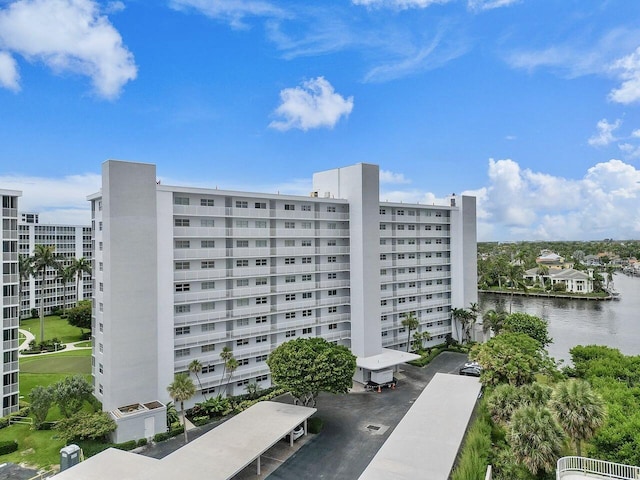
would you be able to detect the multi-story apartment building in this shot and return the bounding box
[18,215,92,319]
[91,160,476,441]
[1,189,21,417]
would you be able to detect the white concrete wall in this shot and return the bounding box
[313,164,381,358]
[101,160,159,411]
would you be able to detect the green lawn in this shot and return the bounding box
[20,315,86,343]
[0,423,66,470]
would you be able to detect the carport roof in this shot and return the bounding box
[55,401,316,480]
[356,348,420,370]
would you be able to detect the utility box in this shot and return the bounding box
[60,444,81,471]
[371,369,394,384]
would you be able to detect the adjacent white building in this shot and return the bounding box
[18,215,92,319]
[1,189,21,417]
[90,160,477,441]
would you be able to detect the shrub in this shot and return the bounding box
[114,440,137,451]
[137,438,148,447]
[307,417,323,434]
[0,440,18,455]
[191,415,210,426]
[169,425,184,438]
[31,308,38,318]
[153,432,170,443]
[0,417,10,430]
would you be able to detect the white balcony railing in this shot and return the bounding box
[556,457,640,480]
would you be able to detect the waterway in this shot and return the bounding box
[479,273,640,364]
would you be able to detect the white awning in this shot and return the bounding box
[356,348,420,371]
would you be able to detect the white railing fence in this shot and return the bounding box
[557,456,640,480]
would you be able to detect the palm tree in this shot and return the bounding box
[219,346,233,396]
[508,406,565,477]
[549,379,606,456]
[482,309,506,336]
[166,373,196,444]
[223,357,238,397]
[188,359,206,400]
[31,245,60,342]
[55,264,75,312]
[411,330,431,352]
[451,308,466,343]
[401,312,419,352]
[487,383,522,425]
[18,254,33,318]
[70,257,92,304]
[506,264,527,313]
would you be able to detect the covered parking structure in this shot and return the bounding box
[358,373,482,480]
[55,401,317,480]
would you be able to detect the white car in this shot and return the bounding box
[285,425,305,442]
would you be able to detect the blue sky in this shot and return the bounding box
[1,0,640,241]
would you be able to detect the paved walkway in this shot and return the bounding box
[17,329,92,357]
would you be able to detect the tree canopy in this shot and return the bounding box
[66,300,92,330]
[502,312,552,348]
[267,337,356,407]
[470,332,552,387]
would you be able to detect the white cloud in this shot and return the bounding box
[169,0,286,29]
[0,0,137,98]
[269,77,353,132]
[467,0,520,11]
[588,118,621,147]
[476,158,640,240]
[0,173,101,225]
[0,51,20,91]
[351,0,451,8]
[632,129,640,138]
[105,1,125,14]
[380,170,411,184]
[608,46,640,104]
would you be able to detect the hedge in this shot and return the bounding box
[0,441,18,455]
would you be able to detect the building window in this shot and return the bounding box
[256,316,267,323]
[284,222,295,229]
[302,309,312,317]
[255,277,268,286]
[302,327,312,334]
[256,240,267,247]
[256,297,267,304]
[436,225,442,231]
[328,290,337,296]
[200,198,215,206]
[327,206,336,212]
[201,281,215,290]
[201,218,215,227]
[379,208,386,214]
[381,300,387,306]
[175,348,190,358]
[237,379,249,387]
[236,240,249,248]
[302,257,312,264]
[397,225,405,231]
[236,259,249,267]
[237,338,249,346]
[175,305,191,313]
[285,330,296,338]
[236,201,248,208]
[285,294,296,301]
[255,258,267,266]
[329,323,337,330]
[175,240,190,249]
[175,283,190,292]
[201,260,215,269]
[175,326,190,335]
[256,220,267,228]
[237,299,249,307]
[380,254,387,260]
[328,306,337,313]
[255,202,266,209]
[201,302,215,311]
[285,312,296,319]
[285,276,296,283]
[302,292,312,299]
[174,218,190,227]
[238,358,249,366]
[99,343,103,353]
[175,261,190,270]
[201,323,215,332]
[284,204,295,210]
[301,240,312,246]
[327,239,337,246]
[256,335,268,343]
[285,257,295,265]
[327,256,337,263]
[236,220,248,228]
[302,274,312,281]
[237,279,249,287]
[256,374,268,382]
[327,273,337,279]
[301,205,311,211]
[99,363,103,374]
[256,355,268,362]
[99,323,103,332]
[174,196,189,205]
[237,318,249,326]
[397,209,404,215]
[328,223,336,230]
[301,222,312,229]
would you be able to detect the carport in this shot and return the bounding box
[54,401,317,480]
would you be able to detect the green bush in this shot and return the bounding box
[137,438,148,447]
[450,405,492,480]
[0,440,18,455]
[191,415,210,426]
[114,440,137,451]
[307,417,323,434]
[0,417,10,430]
[169,425,184,438]
[153,432,170,443]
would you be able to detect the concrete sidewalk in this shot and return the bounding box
[18,328,92,357]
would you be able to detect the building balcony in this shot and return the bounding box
[556,456,640,480]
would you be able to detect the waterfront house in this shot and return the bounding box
[524,267,594,294]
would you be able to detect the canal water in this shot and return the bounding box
[479,273,640,364]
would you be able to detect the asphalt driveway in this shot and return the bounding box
[267,351,470,480]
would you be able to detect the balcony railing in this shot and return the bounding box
[556,456,640,480]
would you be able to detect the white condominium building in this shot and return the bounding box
[1,190,21,417]
[90,160,476,442]
[18,216,92,319]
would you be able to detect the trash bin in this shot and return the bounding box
[60,444,81,471]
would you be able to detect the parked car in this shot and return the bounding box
[284,424,305,442]
[459,365,482,377]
